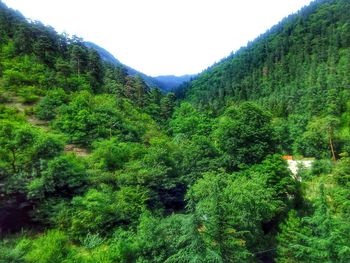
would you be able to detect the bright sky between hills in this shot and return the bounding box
[3,0,313,76]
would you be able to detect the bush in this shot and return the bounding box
[0,88,10,103]
[3,69,27,87]
[35,88,68,120]
[20,93,39,104]
[80,233,105,249]
[311,159,334,176]
[28,154,87,198]
[91,138,145,171]
[0,237,30,263]
[25,230,69,263]
[66,185,148,239]
[17,86,43,104]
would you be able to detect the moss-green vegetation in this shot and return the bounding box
[0,0,350,262]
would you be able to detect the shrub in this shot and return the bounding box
[25,230,69,263]
[35,88,67,120]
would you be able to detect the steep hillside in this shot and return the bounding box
[181,0,350,156]
[0,0,176,239]
[185,0,350,112]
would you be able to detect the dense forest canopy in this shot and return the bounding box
[0,0,350,262]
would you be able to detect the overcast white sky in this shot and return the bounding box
[3,0,313,76]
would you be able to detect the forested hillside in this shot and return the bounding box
[180,0,350,158]
[1,0,350,262]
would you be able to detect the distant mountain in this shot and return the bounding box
[85,42,192,92]
[153,75,195,92]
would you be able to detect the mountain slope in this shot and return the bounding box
[181,0,350,156]
[183,0,350,115]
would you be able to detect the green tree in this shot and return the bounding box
[35,88,68,120]
[160,92,176,120]
[90,138,144,172]
[117,137,184,211]
[27,154,87,199]
[214,102,275,171]
[276,210,311,263]
[70,44,87,77]
[170,102,212,138]
[188,171,278,261]
[298,116,339,159]
[87,48,103,92]
[0,121,37,174]
[66,185,148,238]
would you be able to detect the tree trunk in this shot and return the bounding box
[329,134,336,162]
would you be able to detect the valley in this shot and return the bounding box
[0,0,350,262]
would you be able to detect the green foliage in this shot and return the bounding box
[90,138,145,171]
[160,92,176,120]
[80,232,105,249]
[188,171,279,260]
[311,159,334,176]
[53,92,158,146]
[0,237,30,263]
[179,135,221,185]
[277,156,350,262]
[1,1,350,262]
[298,116,340,158]
[132,213,183,262]
[170,102,212,138]
[163,214,222,263]
[213,102,275,170]
[0,120,63,177]
[32,132,65,161]
[117,137,184,211]
[64,185,148,238]
[25,230,70,263]
[17,86,41,104]
[277,183,350,262]
[0,120,37,174]
[27,154,87,199]
[276,210,311,263]
[0,120,63,186]
[35,88,67,120]
[257,155,298,207]
[334,155,350,185]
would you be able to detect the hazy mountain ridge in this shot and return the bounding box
[85,41,192,91]
[153,74,195,92]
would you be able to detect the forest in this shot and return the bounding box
[0,0,350,262]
